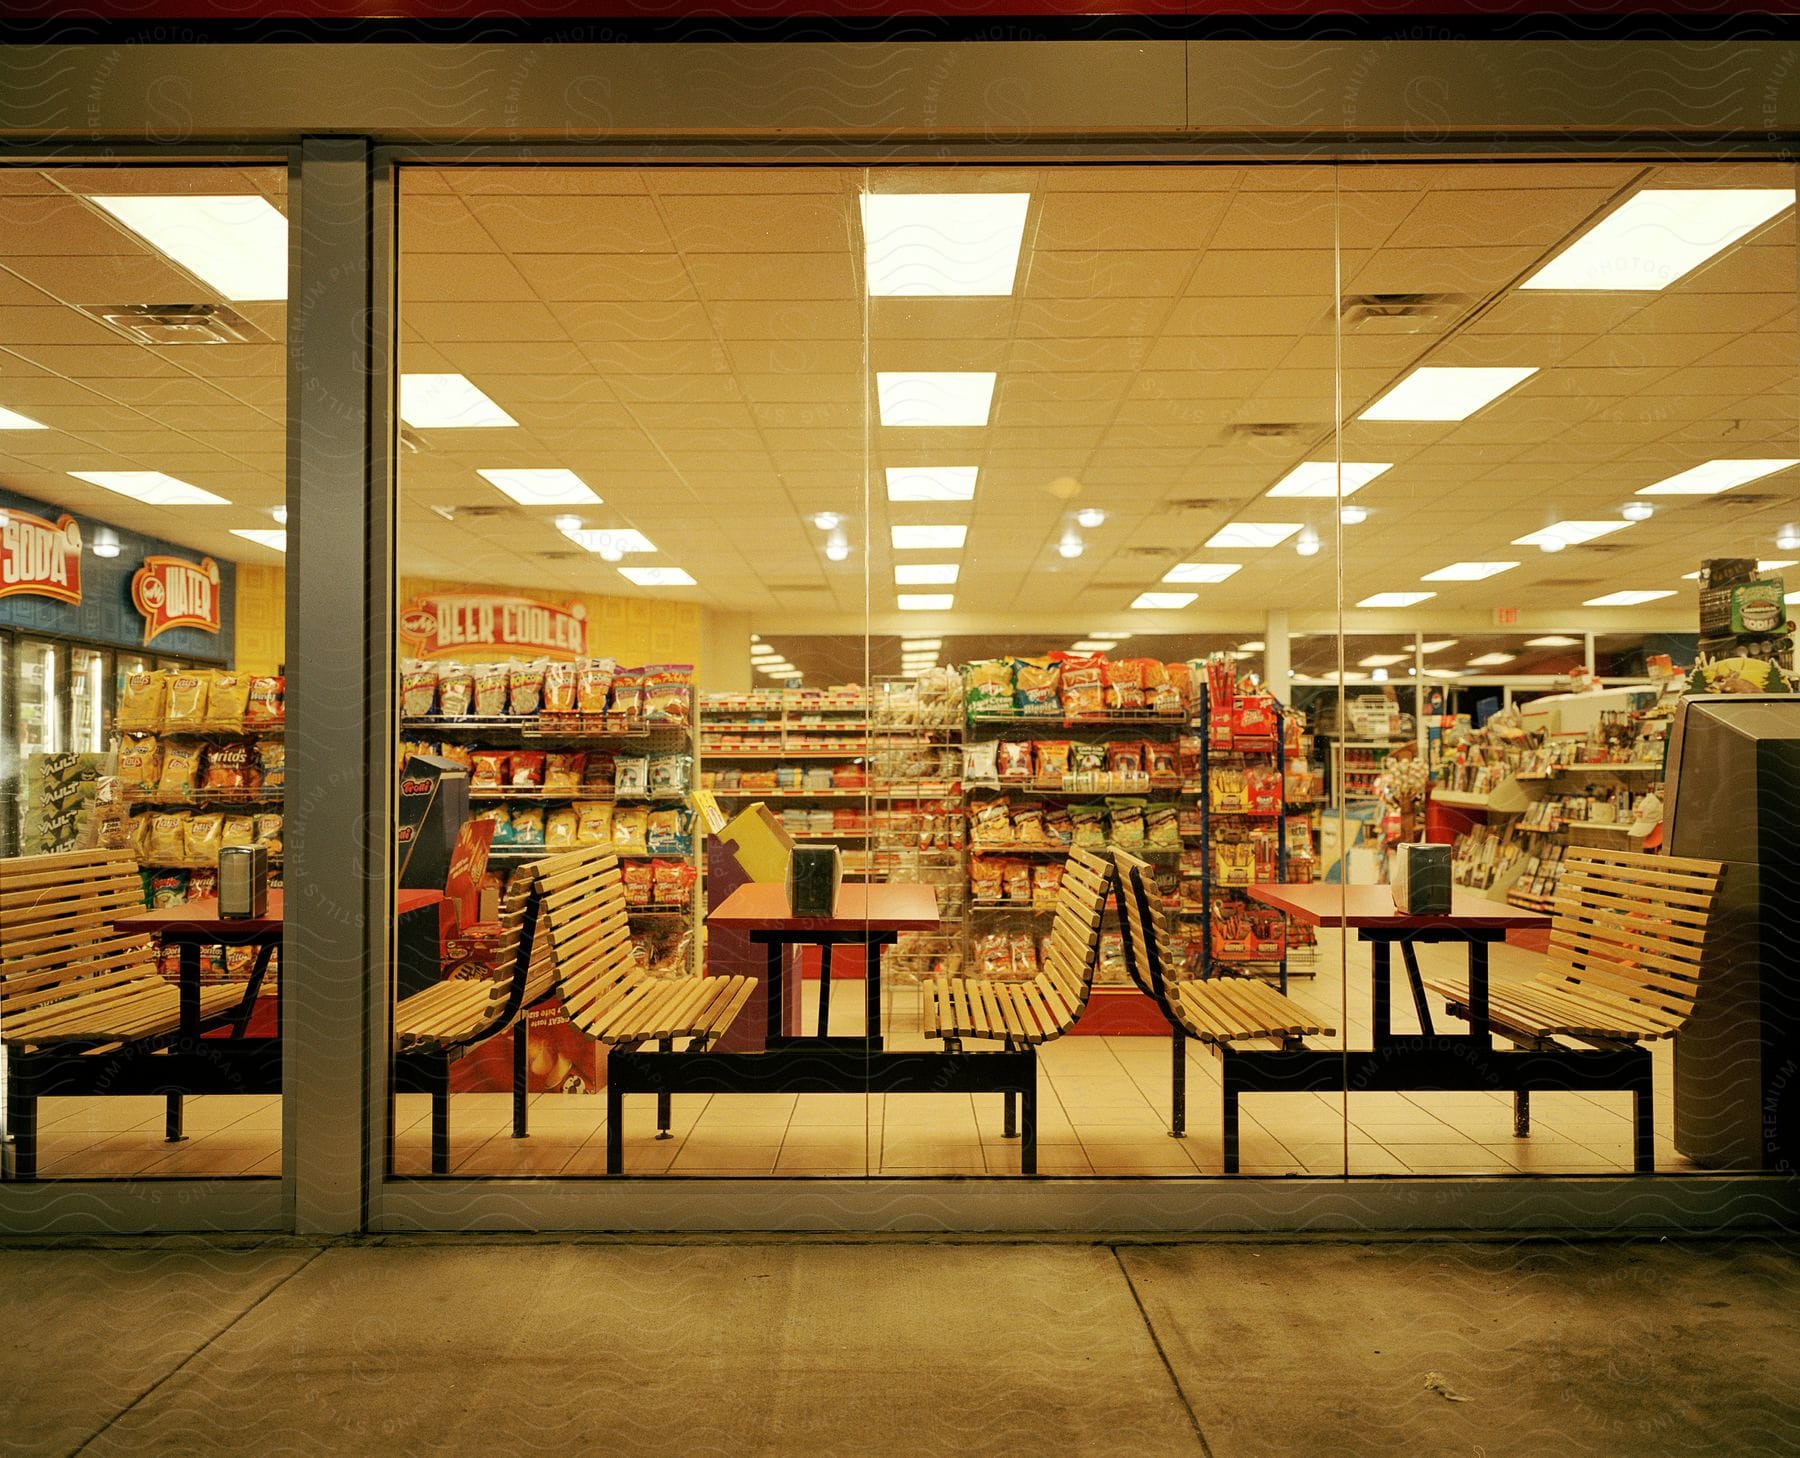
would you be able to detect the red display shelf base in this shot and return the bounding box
[1071,988,1169,1036]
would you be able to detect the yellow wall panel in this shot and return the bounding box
[234,563,287,676]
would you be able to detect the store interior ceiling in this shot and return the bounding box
[1,159,1796,678]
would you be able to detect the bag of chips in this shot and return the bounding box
[1010,933,1040,975]
[508,660,545,717]
[157,743,205,797]
[436,664,474,719]
[545,807,579,850]
[1013,658,1061,716]
[997,741,1034,781]
[963,740,999,784]
[576,657,616,715]
[541,660,578,714]
[647,807,690,855]
[574,801,613,846]
[544,751,587,793]
[1070,803,1107,849]
[476,806,514,845]
[255,812,284,856]
[1148,740,1181,781]
[117,671,166,732]
[971,856,1003,903]
[1004,860,1032,903]
[643,665,693,725]
[151,868,189,908]
[436,742,472,774]
[965,660,1014,717]
[970,798,1013,845]
[222,816,258,850]
[1013,806,1048,844]
[650,753,691,797]
[510,806,545,845]
[1146,804,1182,850]
[257,739,286,791]
[614,755,649,796]
[508,750,546,790]
[470,751,508,789]
[203,740,257,791]
[245,675,285,728]
[612,805,648,855]
[204,672,251,731]
[1060,654,1107,719]
[1105,659,1145,711]
[653,859,696,908]
[1106,740,1144,777]
[119,735,162,791]
[609,667,644,718]
[186,813,225,865]
[1034,740,1072,782]
[472,662,510,718]
[163,671,211,729]
[622,861,654,906]
[187,868,219,902]
[400,662,439,718]
[1108,802,1145,848]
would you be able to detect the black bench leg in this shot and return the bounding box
[1513,1089,1531,1137]
[1170,1026,1187,1139]
[512,1024,530,1140]
[1002,1090,1017,1140]
[431,1064,451,1176]
[1634,1083,1655,1174]
[655,1038,673,1138]
[1020,1072,1037,1176]
[1222,1058,1241,1175]
[165,1093,186,1144]
[8,1068,37,1181]
[606,1078,624,1176]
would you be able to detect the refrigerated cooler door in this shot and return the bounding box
[71,646,108,753]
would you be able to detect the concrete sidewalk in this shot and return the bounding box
[2,1236,1795,1457]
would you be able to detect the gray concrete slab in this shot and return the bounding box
[0,1247,315,1458]
[73,1243,1204,1458]
[1118,1238,1800,1458]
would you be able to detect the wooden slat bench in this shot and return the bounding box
[1422,845,1725,1170]
[1114,848,1336,1172]
[532,845,756,1173]
[2,848,263,1180]
[391,861,559,1175]
[920,845,1113,1162]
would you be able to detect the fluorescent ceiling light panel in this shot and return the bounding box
[90,194,288,301]
[1584,589,1677,607]
[897,594,954,611]
[1360,366,1538,422]
[1420,639,1458,653]
[1467,652,1517,667]
[1070,640,1116,652]
[1237,640,1265,652]
[861,193,1030,297]
[876,372,996,428]
[0,405,47,430]
[1359,653,1410,667]
[563,528,654,555]
[1512,519,1631,549]
[1130,591,1197,610]
[1357,591,1436,608]
[1421,561,1520,582]
[1266,461,1392,498]
[1681,559,1796,580]
[1637,459,1800,496]
[1161,562,1242,584]
[618,567,696,587]
[229,528,287,552]
[891,525,968,550]
[477,468,600,506]
[900,637,942,649]
[401,374,517,429]
[1423,668,1465,680]
[1204,522,1302,549]
[1521,188,1795,292]
[885,466,979,502]
[69,470,229,506]
[1524,635,1581,647]
[894,564,960,585]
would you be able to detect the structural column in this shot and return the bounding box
[1264,609,1291,703]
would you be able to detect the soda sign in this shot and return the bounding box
[132,554,221,644]
[0,508,82,606]
[398,593,587,660]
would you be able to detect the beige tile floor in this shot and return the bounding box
[13,931,1699,1180]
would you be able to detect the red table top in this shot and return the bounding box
[117,888,445,938]
[708,882,940,933]
[1246,882,1551,930]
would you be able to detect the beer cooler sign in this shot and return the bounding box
[0,507,83,606]
[399,592,588,661]
[132,555,222,645]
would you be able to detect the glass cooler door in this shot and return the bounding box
[71,646,107,753]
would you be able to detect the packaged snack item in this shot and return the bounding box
[622,861,655,905]
[1004,860,1032,903]
[157,743,205,797]
[976,933,1013,977]
[1013,657,1061,716]
[472,662,510,718]
[1013,805,1048,844]
[576,657,617,714]
[650,753,692,797]
[1070,803,1107,849]
[963,740,999,784]
[186,813,225,865]
[1148,741,1181,781]
[437,742,473,774]
[971,856,1003,903]
[466,751,506,790]
[614,755,650,796]
[436,664,474,719]
[1009,934,1040,975]
[151,868,189,908]
[199,672,250,731]
[245,675,285,728]
[1033,862,1064,909]
[116,671,166,731]
[545,807,579,850]
[613,804,648,854]
[187,868,219,901]
[970,798,1013,845]
[257,739,286,791]
[1034,740,1072,782]
[255,813,284,856]
[1072,741,1107,775]
[476,805,515,845]
[119,735,162,791]
[1109,801,1145,848]
[643,664,694,724]
[221,815,258,850]
[508,660,546,717]
[203,740,257,791]
[1059,654,1107,719]
[544,751,588,793]
[1106,740,1144,777]
[653,859,697,908]
[163,671,211,729]
[646,806,691,855]
[574,801,613,846]
[508,750,546,790]
[609,668,644,718]
[997,741,1034,781]
[400,662,439,718]
[542,660,578,715]
[1137,659,1178,715]
[510,806,546,845]
[1146,804,1182,850]
[1045,806,1074,846]
[1105,659,1144,711]
[966,660,1014,716]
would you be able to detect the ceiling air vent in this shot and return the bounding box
[429,504,520,523]
[536,550,587,561]
[1338,293,1470,334]
[1716,493,1786,507]
[82,302,261,345]
[1227,423,1309,440]
[1123,546,1172,559]
[1165,497,1237,512]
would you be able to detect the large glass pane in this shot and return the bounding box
[0,164,288,1181]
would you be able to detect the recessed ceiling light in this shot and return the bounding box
[1359,653,1409,667]
[897,593,954,611]
[618,566,696,587]
[1162,562,1242,584]
[812,512,842,530]
[1070,639,1117,652]
[230,528,287,552]
[1205,522,1301,549]
[876,372,996,428]
[563,528,654,556]
[90,194,289,301]
[1680,559,1796,580]
[478,468,600,506]
[1512,520,1631,550]
[860,193,1031,297]
[1237,640,1265,652]
[1636,459,1800,496]
[1075,508,1107,530]
[1467,652,1517,667]
[1420,639,1458,653]
[1421,561,1520,582]
[1524,635,1581,647]
[1266,461,1392,498]
[1584,589,1678,606]
[1521,188,1795,292]
[1621,501,1655,522]
[1370,668,1391,683]
[894,563,959,585]
[0,405,47,430]
[1130,591,1197,610]
[1057,530,1085,560]
[270,505,287,525]
[1778,527,1800,552]
[824,530,851,563]
[552,513,583,533]
[885,466,977,502]
[1339,505,1369,526]
[90,528,120,558]
[1359,366,1538,422]
[400,374,517,429]
[69,470,229,506]
[891,525,968,550]
[1295,531,1322,557]
[1357,591,1437,608]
